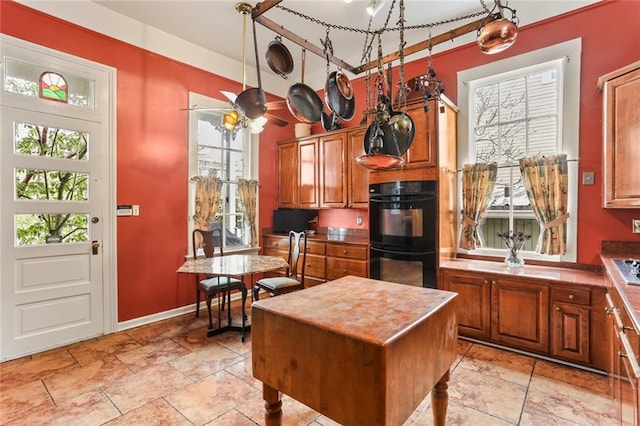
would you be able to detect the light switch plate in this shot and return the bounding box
[633,219,640,234]
[582,171,595,185]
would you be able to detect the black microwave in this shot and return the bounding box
[272,209,310,233]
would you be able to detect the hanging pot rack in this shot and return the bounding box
[251,0,496,75]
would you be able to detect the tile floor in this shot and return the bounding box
[1,301,617,425]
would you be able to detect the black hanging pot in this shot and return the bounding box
[325,70,355,121]
[362,119,414,158]
[236,19,268,120]
[286,49,323,123]
[265,36,294,79]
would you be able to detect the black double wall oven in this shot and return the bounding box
[369,181,437,288]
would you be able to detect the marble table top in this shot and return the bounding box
[177,254,288,276]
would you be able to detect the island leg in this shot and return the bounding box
[431,369,450,426]
[263,383,283,426]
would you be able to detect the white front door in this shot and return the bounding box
[0,35,115,361]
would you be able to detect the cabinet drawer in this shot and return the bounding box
[306,240,326,255]
[326,243,368,260]
[326,258,368,280]
[263,236,290,250]
[303,254,326,279]
[553,287,590,306]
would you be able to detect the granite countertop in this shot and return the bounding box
[440,257,605,288]
[601,240,640,331]
[263,228,369,246]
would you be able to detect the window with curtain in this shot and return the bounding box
[457,39,581,263]
[187,92,258,253]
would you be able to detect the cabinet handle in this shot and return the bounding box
[491,280,496,285]
[342,250,347,254]
[343,269,347,273]
[555,306,561,311]
[619,350,628,359]
[568,294,575,300]
[483,279,488,284]
[605,307,614,315]
[623,326,634,331]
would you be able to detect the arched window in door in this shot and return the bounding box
[38,71,68,103]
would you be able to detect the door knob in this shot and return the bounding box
[92,241,100,255]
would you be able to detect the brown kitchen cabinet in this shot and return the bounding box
[402,102,437,167]
[277,141,298,208]
[277,126,368,209]
[598,61,640,208]
[551,286,591,364]
[606,280,640,425]
[440,261,607,371]
[440,270,491,340]
[261,235,325,287]
[325,242,368,280]
[319,132,347,208]
[347,127,369,208]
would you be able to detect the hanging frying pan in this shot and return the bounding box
[236,18,267,119]
[286,49,323,123]
[265,36,294,79]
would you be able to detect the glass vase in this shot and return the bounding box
[505,249,524,268]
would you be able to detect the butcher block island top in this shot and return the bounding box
[251,275,458,426]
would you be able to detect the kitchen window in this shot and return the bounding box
[457,39,581,263]
[187,92,258,254]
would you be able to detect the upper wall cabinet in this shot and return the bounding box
[598,61,640,208]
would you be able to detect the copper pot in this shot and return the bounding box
[265,36,294,79]
[477,17,518,54]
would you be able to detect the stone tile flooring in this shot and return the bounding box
[0,301,616,425]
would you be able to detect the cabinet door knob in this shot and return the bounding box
[568,294,575,300]
[483,279,489,285]
[605,307,614,315]
[619,350,628,359]
[491,280,496,285]
[555,306,561,311]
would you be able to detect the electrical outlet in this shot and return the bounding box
[633,219,640,234]
[132,205,140,216]
[356,215,363,226]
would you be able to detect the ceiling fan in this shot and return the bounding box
[183,2,289,133]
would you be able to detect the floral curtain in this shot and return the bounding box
[238,179,259,246]
[519,154,570,255]
[459,162,498,250]
[193,176,222,248]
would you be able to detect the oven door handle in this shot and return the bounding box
[370,246,435,256]
[369,196,435,204]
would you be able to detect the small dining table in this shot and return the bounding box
[177,254,288,340]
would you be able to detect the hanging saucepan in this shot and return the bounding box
[362,116,415,157]
[321,110,341,131]
[325,70,355,121]
[286,49,323,123]
[236,18,268,120]
[265,36,294,79]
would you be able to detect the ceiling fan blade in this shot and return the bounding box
[267,100,287,110]
[220,90,238,103]
[180,106,232,112]
[265,112,289,127]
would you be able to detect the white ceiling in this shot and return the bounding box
[18,0,600,96]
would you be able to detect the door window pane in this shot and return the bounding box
[14,122,89,160]
[4,58,95,108]
[15,168,89,202]
[15,213,89,245]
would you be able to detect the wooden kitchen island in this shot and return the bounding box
[251,275,458,426]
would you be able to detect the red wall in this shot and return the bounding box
[2,0,639,322]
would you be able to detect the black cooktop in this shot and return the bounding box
[613,259,640,285]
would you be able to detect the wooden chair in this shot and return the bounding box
[192,228,247,330]
[253,230,306,300]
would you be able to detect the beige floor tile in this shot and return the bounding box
[165,370,259,425]
[44,354,133,403]
[115,337,190,372]
[525,375,617,425]
[169,343,245,381]
[104,398,191,425]
[224,356,262,389]
[533,359,610,394]
[125,317,191,345]
[457,344,535,386]
[0,348,77,392]
[6,388,120,425]
[448,365,527,424]
[236,391,320,426]
[519,405,583,426]
[0,379,54,424]
[67,332,142,366]
[103,363,192,413]
[204,408,258,425]
[409,399,515,425]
